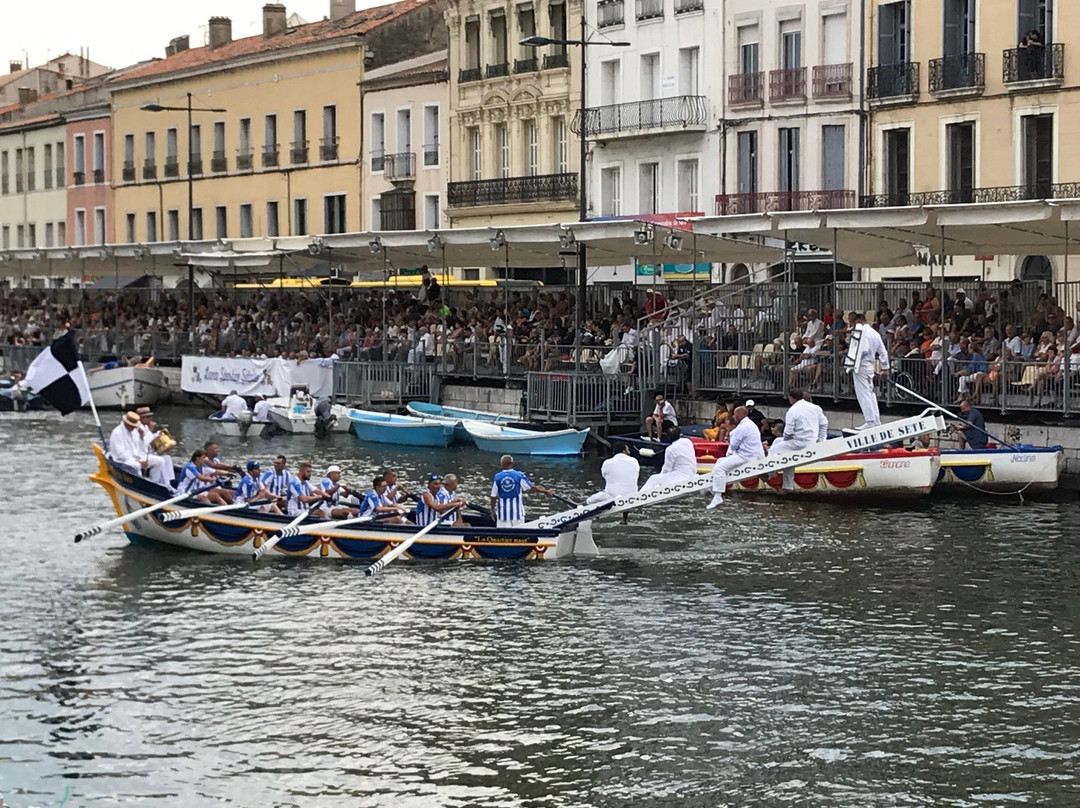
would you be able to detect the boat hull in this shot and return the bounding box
[464,422,589,455]
[937,446,1062,494]
[89,367,169,409]
[728,449,941,499]
[348,409,455,447]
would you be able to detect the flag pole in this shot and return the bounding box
[80,360,108,450]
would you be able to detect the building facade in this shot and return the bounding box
[361,50,450,234]
[445,0,583,237]
[0,114,69,256]
[67,105,113,247]
[864,0,1079,282]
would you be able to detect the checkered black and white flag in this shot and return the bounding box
[24,331,91,415]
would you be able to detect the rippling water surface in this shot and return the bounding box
[2,407,1080,807]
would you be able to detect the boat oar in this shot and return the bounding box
[885,376,1017,449]
[159,498,274,523]
[251,503,321,562]
[552,492,581,509]
[74,482,218,543]
[272,510,396,540]
[364,506,460,577]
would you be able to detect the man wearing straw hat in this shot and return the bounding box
[136,406,175,489]
[108,411,148,475]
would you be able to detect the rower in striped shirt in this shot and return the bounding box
[415,474,466,527]
[260,455,292,511]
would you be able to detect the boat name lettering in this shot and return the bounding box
[472,535,534,544]
[1010,454,1037,463]
[879,459,911,469]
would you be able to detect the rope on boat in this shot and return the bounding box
[955,478,1035,504]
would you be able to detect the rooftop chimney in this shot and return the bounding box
[208,17,233,50]
[166,35,190,57]
[263,4,288,37]
[330,0,356,21]
[9,60,22,73]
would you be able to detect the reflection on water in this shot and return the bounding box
[1,407,1079,806]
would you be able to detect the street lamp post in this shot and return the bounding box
[522,24,629,371]
[142,93,226,351]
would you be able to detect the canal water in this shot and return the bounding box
[2,406,1079,807]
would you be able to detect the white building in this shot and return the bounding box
[0,114,69,253]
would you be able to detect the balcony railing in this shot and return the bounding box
[320,136,339,162]
[929,52,985,94]
[371,151,385,172]
[575,96,708,137]
[143,159,157,180]
[728,72,764,105]
[290,141,308,164]
[674,0,703,13]
[543,53,569,70]
[122,161,136,183]
[867,62,919,101]
[1,176,8,194]
[636,0,663,21]
[236,150,253,171]
[459,67,482,83]
[598,0,624,27]
[1003,43,1064,84]
[486,62,509,79]
[716,190,857,215]
[423,143,439,167]
[448,172,578,207]
[860,182,1080,208]
[188,159,203,176]
[164,158,179,178]
[769,67,806,102]
[93,168,105,184]
[385,152,416,181]
[812,63,852,98]
[514,57,538,73]
[262,146,279,168]
[211,151,228,173]
[72,171,85,186]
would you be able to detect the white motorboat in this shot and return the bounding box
[88,365,169,409]
[209,406,276,437]
[268,387,351,434]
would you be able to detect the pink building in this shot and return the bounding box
[66,105,113,245]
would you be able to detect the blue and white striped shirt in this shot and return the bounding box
[319,477,341,506]
[416,487,452,527]
[359,489,383,517]
[287,478,315,517]
[177,461,202,494]
[261,468,293,498]
[234,474,262,504]
[490,470,533,523]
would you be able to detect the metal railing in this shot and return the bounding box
[122,162,136,183]
[290,141,309,165]
[385,152,416,181]
[143,159,158,179]
[423,144,439,167]
[860,182,1080,208]
[486,62,509,79]
[236,150,253,171]
[187,159,203,176]
[262,146,279,168]
[165,158,180,177]
[598,0,624,27]
[867,61,919,100]
[812,63,852,98]
[447,172,577,207]
[769,67,806,101]
[320,136,339,162]
[674,0,703,13]
[636,0,663,20]
[1003,43,1064,84]
[514,57,538,73]
[542,53,569,70]
[73,170,85,186]
[93,169,105,184]
[332,361,435,410]
[459,67,482,83]
[370,150,385,172]
[929,52,985,93]
[575,96,708,137]
[716,189,856,215]
[211,151,228,173]
[728,72,764,105]
[527,371,638,428]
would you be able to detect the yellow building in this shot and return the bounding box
[865,0,1079,283]
[109,0,447,244]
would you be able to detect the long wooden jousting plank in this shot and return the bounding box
[529,411,947,530]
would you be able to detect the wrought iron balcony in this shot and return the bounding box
[636,0,663,21]
[812,63,853,98]
[236,150,253,171]
[448,172,578,207]
[860,182,1080,208]
[262,146,279,168]
[716,190,856,215]
[459,67,482,83]
[1003,43,1064,84]
[187,159,203,176]
[486,62,509,79]
[320,136,339,162]
[290,141,308,164]
[543,53,569,70]
[143,159,157,180]
[867,62,919,101]
[93,168,105,184]
[385,152,416,181]
[211,150,228,173]
[122,161,136,183]
[598,0,624,27]
[371,150,385,172]
[423,143,439,167]
[769,67,806,102]
[72,171,85,186]
[514,57,538,73]
[728,72,763,105]
[164,158,179,178]
[929,52,985,94]
[574,96,708,137]
[674,0,703,13]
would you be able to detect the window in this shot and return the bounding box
[25,147,35,191]
[422,105,439,166]
[167,209,180,241]
[491,10,508,68]
[1,226,8,249]
[74,209,86,245]
[1022,113,1053,197]
[293,109,307,146]
[781,22,802,69]
[55,142,64,186]
[550,1,568,47]
[519,5,536,48]
[126,213,136,243]
[678,47,700,95]
[239,118,252,155]
[166,127,178,172]
[74,134,86,175]
[553,116,568,173]
[371,112,385,170]
[822,124,846,191]
[267,201,280,237]
[396,108,411,152]
[215,206,228,239]
[424,194,441,229]
[737,130,758,195]
[294,198,308,235]
[823,12,848,64]
[213,121,226,170]
[94,207,106,244]
[145,210,158,242]
[601,167,621,216]
[878,0,912,64]
[57,221,65,246]
[190,123,202,164]
[45,222,54,248]
[264,113,278,160]
[947,121,976,203]
[15,148,23,192]
[601,59,621,105]
[465,17,481,70]
[640,53,660,100]
[677,159,699,212]
[16,225,24,249]
[496,124,509,178]
[322,105,337,160]
[739,27,760,74]
[1017,0,1053,44]
[124,134,135,165]
[92,132,105,181]
[324,194,347,234]
[191,207,204,241]
[943,0,976,56]
[370,197,381,230]
[778,127,800,194]
[144,131,156,169]
[524,120,538,175]
[239,204,254,238]
[638,162,659,213]
[469,127,482,180]
[0,151,7,194]
[883,127,911,205]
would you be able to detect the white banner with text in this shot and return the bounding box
[180,356,333,398]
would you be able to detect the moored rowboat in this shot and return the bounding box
[347,408,456,447]
[936,445,1063,494]
[462,421,589,455]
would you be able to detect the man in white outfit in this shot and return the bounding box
[136,406,175,489]
[846,312,890,428]
[587,442,640,523]
[220,390,248,420]
[108,411,148,474]
[643,426,698,490]
[768,389,821,491]
[707,406,764,509]
[803,392,829,441]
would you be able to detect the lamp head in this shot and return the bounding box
[520,35,553,47]
[140,103,165,112]
[633,224,653,246]
[369,237,383,256]
[427,233,444,252]
[663,232,684,251]
[559,229,576,249]
[489,230,507,251]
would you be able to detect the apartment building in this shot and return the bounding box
[109,0,446,244]
[361,50,450,234]
[445,0,583,235]
[865,0,1078,282]
[0,115,69,259]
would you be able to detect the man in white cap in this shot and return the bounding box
[745,399,767,434]
[320,465,357,518]
[707,405,764,509]
[845,312,889,429]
